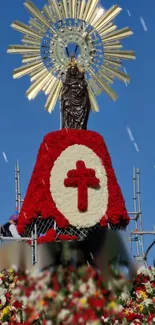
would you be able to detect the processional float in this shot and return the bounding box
[7,0,136,270]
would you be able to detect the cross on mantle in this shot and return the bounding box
[64,160,100,212]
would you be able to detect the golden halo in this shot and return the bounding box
[7,0,136,113]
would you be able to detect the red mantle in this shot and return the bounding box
[17,129,130,234]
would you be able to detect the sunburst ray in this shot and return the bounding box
[83,0,99,23]
[88,79,102,96]
[79,0,86,19]
[104,58,122,68]
[88,68,118,101]
[43,5,56,23]
[104,50,136,60]
[22,38,41,46]
[45,80,62,112]
[10,21,43,38]
[13,61,44,79]
[30,67,49,82]
[29,18,47,33]
[102,27,133,43]
[26,70,51,100]
[92,5,122,31]
[22,55,41,63]
[88,86,100,112]
[101,65,130,83]
[48,0,62,21]
[24,1,56,33]
[7,45,41,54]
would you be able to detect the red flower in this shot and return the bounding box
[37,229,56,244]
[13,301,23,309]
[89,296,105,308]
[126,313,143,322]
[148,314,155,323]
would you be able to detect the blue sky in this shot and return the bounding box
[0,0,155,265]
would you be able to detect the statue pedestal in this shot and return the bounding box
[18,129,129,242]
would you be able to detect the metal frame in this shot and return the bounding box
[0,162,38,266]
[129,167,155,266]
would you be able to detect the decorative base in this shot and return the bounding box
[18,129,129,242]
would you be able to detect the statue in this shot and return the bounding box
[61,55,91,130]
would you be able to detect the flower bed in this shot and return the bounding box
[1,266,154,325]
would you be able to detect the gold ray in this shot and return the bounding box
[100,24,117,37]
[104,50,136,60]
[102,65,130,83]
[30,66,57,82]
[22,55,41,63]
[104,43,123,50]
[99,70,114,84]
[29,18,46,33]
[7,45,40,54]
[48,0,62,21]
[45,75,58,94]
[42,75,55,92]
[45,80,62,112]
[76,0,81,19]
[27,71,51,100]
[72,0,77,18]
[22,34,41,42]
[13,61,44,79]
[24,1,56,33]
[79,0,86,20]
[104,58,121,68]
[30,67,48,81]
[84,0,99,23]
[88,86,99,112]
[88,68,118,100]
[92,5,122,31]
[102,27,133,42]
[11,21,43,39]
[68,0,72,18]
[62,0,69,18]
[59,2,66,19]
[43,5,56,23]
[89,7,105,26]
[88,79,102,95]
[22,38,41,46]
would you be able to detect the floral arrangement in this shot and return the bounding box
[3,265,154,325]
[0,268,24,324]
[17,129,129,239]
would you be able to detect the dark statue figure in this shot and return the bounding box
[61,58,91,130]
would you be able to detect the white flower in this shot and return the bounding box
[22,296,28,308]
[0,288,7,296]
[142,298,153,307]
[102,316,109,323]
[0,295,6,306]
[79,283,87,294]
[120,292,130,301]
[138,267,154,280]
[57,309,70,321]
[131,321,141,325]
[144,282,153,294]
[87,278,96,295]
